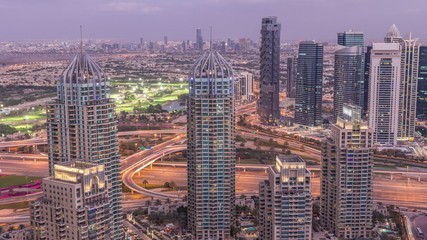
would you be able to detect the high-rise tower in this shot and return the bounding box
[286,57,297,98]
[259,155,312,240]
[384,24,420,141]
[46,52,123,238]
[321,104,373,239]
[187,49,236,239]
[295,41,324,127]
[337,30,364,47]
[417,46,427,119]
[333,31,365,122]
[368,43,401,145]
[258,16,281,125]
[196,28,203,50]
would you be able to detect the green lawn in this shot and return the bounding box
[1,81,188,131]
[0,175,42,188]
[1,111,45,122]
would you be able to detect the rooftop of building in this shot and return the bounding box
[59,161,99,169]
[276,154,305,163]
[60,52,106,84]
[372,42,401,51]
[53,161,104,178]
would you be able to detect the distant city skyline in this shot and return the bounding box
[0,0,426,42]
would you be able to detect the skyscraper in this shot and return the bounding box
[384,24,420,141]
[321,104,373,239]
[363,46,372,115]
[368,43,401,145]
[139,37,144,49]
[31,161,111,240]
[333,31,365,122]
[187,49,236,239]
[45,52,123,238]
[337,30,364,47]
[286,57,297,98]
[258,16,281,125]
[196,28,203,50]
[235,72,254,102]
[295,41,324,127]
[417,46,427,119]
[259,155,312,240]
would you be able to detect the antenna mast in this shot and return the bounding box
[210,26,212,50]
[80,25,83,56]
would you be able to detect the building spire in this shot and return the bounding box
[210,26,213,51]
[80,25,83,57]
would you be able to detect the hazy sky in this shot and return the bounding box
[1,0,426,42]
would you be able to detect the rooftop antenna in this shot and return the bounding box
[210,26,212,50]
[80,25,83,57]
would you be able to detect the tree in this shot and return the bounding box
[146,200,151,207]
[0,124,18,136]
[240,194,246,199]
[240,142,245,147]
[155,199,162,206]
[164,182,171,188]
[143,180,148,187]
[169,181,176,189]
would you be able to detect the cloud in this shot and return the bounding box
[103,1,163,14]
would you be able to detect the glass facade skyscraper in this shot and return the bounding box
[258,16,281,125]
[187,49,236,239]
[46,52,123,239]
[337,30,364,47]
[417,46,427,119]
[286,57,297,98]
[333,31,365,122]
[295,41,324,126]
[196,28,203,50]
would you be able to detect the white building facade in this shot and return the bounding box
[368,43,401,145]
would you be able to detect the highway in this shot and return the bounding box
[0,159,48,177]
[0,139,47,148]
[0,130,185,148]
[121,136,185,199]
[153,162,427,176]
[137,165,427,210]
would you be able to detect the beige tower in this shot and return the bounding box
[31,161,111,240]
[259,155,312,240]
[321,104,373,239]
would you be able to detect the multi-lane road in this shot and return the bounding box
[136,165,427,210]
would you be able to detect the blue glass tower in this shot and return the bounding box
[418,46,427,119]
[295,41,324,126]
